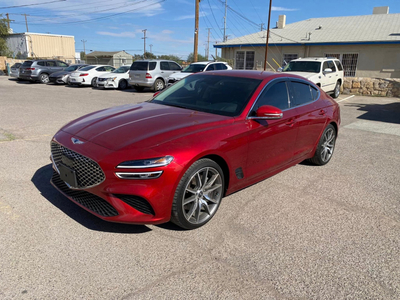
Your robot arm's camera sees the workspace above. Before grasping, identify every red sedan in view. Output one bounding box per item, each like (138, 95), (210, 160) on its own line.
(50, 71), (340, 229)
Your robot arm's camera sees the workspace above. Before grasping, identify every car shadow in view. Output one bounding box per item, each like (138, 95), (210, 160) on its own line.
(345, 102), (400, 124)
(31, 164), (152, 233)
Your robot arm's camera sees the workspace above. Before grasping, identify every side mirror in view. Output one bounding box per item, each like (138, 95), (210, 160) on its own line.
(323, 68), (333, 73)
(251, 105), (283, 120)
(277, 67), (283, 72)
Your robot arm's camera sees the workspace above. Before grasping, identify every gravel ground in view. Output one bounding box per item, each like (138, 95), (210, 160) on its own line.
(0, 77), (399, 299)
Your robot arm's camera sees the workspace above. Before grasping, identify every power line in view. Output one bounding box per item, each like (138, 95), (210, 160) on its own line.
(0, 0), (66, 10)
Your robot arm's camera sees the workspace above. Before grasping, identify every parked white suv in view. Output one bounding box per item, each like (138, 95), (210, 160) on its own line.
(280, 57), (344, 98)
(167, 61), (232, 85)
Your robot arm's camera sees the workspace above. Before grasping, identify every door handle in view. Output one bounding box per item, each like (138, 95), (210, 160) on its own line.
(319, 109), (326, 115)
(285, 118), (295, 126)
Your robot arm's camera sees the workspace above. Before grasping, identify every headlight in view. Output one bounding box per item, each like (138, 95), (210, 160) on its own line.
(117, 156), (174, 168)
(108, 77), (117, 81)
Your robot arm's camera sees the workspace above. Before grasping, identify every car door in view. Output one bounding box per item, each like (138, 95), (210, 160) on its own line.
(160, 61), (173, 81)
(288, 80), (327, 160)
(320, 60), (336, 92)
(245, 79), (299, 181)
(46, 60), (60, 74)
(56, 61), (69, 71)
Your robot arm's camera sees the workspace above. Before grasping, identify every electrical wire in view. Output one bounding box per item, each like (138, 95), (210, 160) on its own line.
(0, 0), (66, 10)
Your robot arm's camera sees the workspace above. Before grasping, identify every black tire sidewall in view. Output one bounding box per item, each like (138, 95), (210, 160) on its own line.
(91, 77), (97, 87)
(171, 159), (224, 230)
(314, 124), (336, 165)
(118, 80), (127, 90)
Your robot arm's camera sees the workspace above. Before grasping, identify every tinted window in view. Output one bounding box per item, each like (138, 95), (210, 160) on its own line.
(334, 60), (343, 71)
(252, 81), (289, 112)
(80, 66), (95, 71)
(37, 61), (46, 66)
(104, 66), (115, 71)
(130, 62), (148, 71)
(290, 81), (314, 106)
(149, 62), (156, 70)
(64, 65), (79, 71)
(152, 74), (261, 117)
(205, 64), (215, 71)
(327, 61), (336, 72)
(311, 85), (319, 100)
(322, 62), (329, 71)
(46, 61), (56, 67)
(283, 61), (320, 73)
(96, 67), (106, 71)
(22, 61), (33, 67)
(217, 63), (228, 70)
(160, 62), (170, 70)
(182, 64), (206, 73)
(169, 62), (181, 71)
(57, 61), (68, 67)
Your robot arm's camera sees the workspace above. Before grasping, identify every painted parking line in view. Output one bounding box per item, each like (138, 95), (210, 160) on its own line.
(337, 95), (355, 103)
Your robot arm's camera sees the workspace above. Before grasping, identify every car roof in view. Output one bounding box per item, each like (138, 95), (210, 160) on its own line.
(195, 70), (306, 81)
(291, 57), (338, 62)
(190, 61), (227, 65)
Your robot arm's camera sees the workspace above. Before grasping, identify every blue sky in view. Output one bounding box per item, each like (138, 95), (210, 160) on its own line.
(1, 0), (400, 60)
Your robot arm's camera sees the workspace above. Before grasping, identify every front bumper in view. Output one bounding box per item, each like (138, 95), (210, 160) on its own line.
(97, 79), (118, 89)
(69, 77), (90, 85)
(49, 76), (67, 84)
(50, 132), (180, 225)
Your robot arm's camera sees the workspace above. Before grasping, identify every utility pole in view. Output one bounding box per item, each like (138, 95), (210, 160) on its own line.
(81, 40), (87, 54)
(206, 28), (211, 60)
(223, 0), (227, 42)
(22, 14), (29, 32)
(215, 41), (218, 58)
(193, 0), (200, 62)
(149, 44), (153, 53)
(142, 29), (147, 59)
(263, 0), (272, 71)
(5, 13), (14, 30)
(260, 23), (265, 31)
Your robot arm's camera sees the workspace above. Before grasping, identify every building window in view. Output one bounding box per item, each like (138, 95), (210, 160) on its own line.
(283, 54), (298, 65)
(235, 51), (255, 70)
(325, 53), (358, 77)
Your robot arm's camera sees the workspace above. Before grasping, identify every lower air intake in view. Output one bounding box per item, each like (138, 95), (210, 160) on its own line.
(115, 194), (155, 215)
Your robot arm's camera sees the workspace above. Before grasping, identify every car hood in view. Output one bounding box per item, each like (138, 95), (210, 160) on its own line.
(169, 72), (191, 80)
(98, 72), (125, 79)
(282, 71), (318, 79)
(50, 70), (70, 77)
(60, 102), (231, 151)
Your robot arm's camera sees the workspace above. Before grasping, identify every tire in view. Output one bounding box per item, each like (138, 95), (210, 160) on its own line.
(134, 86), (145, 92)
(39, 73), (49, 84)
(309, 124), (336, 166)
(118, 79), (128, 90)
(91, 77), (98, 87)
(171, 158), (224, 230)
(153, 78), (165, 92)
(332, 81), (340, 98)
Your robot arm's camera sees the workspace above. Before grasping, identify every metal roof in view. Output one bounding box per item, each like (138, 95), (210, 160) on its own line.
(87, 51), (130, 57)
(215, 13), (400, 48)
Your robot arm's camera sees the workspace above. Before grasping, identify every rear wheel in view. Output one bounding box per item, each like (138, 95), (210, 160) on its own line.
(171, 159), (224, 230)
(332, 81), (340, 98)
(91, 77), (98, 87)
(309, 124), (336, 166)
(153, 78), (165, 92)
(39, 73), (49, 84)
(118, 79), (128, 90)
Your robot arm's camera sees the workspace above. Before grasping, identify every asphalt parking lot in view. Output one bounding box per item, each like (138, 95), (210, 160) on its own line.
(0, 76), (400, 299)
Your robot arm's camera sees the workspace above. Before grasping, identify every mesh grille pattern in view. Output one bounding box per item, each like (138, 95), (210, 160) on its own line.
(51, 142), (105, 189)
(52, 171), (118, 217)
(115, 194), (155, 215)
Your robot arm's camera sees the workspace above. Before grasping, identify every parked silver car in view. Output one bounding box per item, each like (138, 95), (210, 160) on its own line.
(128, 60), (182, 92)
(19, 59), (70, 83)
(10, 63), (22, 78)
(49, 64), (88, 84)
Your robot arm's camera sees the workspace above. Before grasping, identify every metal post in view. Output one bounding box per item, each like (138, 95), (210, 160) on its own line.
(142, 29), (147, 59)
(223, 0), (227, 42)
(263, 0), (272, 71)
(193, 0), (200, 62)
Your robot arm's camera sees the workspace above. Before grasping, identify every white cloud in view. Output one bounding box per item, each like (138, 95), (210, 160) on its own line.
(271, 6), (299, 11)
(97, 31), (136, 38)
(174, 11), (207, 21)
(162, 30), (173, 34)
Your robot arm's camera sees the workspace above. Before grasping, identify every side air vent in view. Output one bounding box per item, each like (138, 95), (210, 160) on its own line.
(115, 194), (155, 215)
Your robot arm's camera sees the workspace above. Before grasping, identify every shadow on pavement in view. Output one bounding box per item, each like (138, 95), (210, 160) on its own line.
(31, 164), (152, 234)
(345, 102), (400, 124)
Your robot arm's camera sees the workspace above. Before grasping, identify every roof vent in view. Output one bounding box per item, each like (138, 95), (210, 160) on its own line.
(277, 15), (286, 29)
(373, 6), (389, 14)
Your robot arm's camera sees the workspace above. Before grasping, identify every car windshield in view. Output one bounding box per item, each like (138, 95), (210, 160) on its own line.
(282, 61), (321, 73)
(182, 64), (207, 73)
(151, 74), (261, 117)
(79, 66), (96, 71)
(112, 66), (130, 73)
(64, 65), (80, 72)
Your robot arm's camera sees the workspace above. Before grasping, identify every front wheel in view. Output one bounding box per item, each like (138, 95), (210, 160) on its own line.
(332, 81), (340, 98)
(39, 73), (49, 84)
(118, 79), (128, 90)
(91, 77), (98, 87)
(309, 124), (336, 166)
(171, 159), (224, 230)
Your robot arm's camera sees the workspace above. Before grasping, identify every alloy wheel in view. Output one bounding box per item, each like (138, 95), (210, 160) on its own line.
(321, 127), (335, 163)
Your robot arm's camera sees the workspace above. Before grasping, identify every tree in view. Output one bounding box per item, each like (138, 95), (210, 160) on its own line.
(187, 52), (208, 63)
(144, 52), (156, 59)
(80, 51), (87, 61)
(0, 14), (11, 57)
(157, 54), (183, 65)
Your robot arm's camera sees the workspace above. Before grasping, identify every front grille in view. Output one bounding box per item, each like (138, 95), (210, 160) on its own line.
(51, 141), (105, 189)
(115, 194), (155, 215)
(52, 171), (118, 217)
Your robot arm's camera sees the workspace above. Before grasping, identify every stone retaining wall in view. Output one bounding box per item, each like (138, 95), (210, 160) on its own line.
(342, 77), (400, 97)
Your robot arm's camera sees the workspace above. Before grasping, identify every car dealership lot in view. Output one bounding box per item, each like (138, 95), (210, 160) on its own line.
(0, 77), (399, 299)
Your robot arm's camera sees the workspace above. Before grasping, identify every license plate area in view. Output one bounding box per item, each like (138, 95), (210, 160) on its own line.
(58, 163), (78, 188)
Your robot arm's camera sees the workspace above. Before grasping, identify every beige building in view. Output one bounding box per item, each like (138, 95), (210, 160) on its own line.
(215, 6), (400, 78)
(86, 51), (133, 68)
(6, 32), (76, 62)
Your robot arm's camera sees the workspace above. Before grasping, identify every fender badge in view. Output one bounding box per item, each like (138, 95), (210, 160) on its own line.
(71, 137), (85, 144)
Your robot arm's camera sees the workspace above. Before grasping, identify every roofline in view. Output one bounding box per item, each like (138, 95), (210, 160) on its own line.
(214, 40), (400, 48)
(8, 32), (75, 38)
